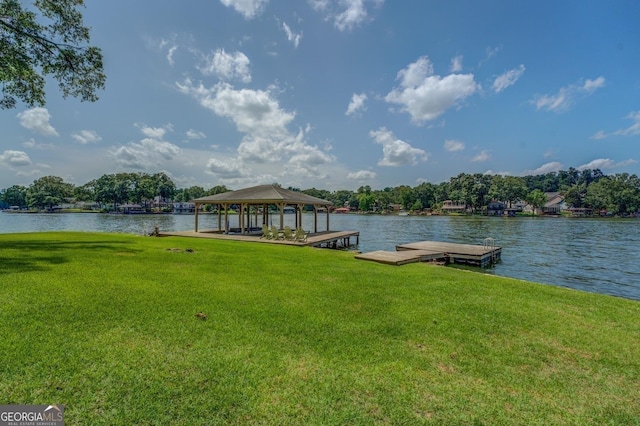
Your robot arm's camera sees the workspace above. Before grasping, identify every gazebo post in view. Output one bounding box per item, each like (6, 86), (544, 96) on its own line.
(314, 206), (318, 233)
(254, 206), (258, 229)
(326, 206), (330, 231)
(217, 204), (222, 231)
(224, 203), (229, 233)
(194, 203), (199, 232)
(279, 202), (284, 230)
(244, 203), (250, 233)
(297, 204), (303, 230)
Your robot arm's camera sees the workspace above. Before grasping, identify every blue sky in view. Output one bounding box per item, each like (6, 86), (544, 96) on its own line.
(1, 0), (639, 191)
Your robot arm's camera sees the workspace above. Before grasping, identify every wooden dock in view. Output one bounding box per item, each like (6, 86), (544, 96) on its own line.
(355, 239), (501, 267)
(355, 249), (446, 266)
(158, 229), (359, 249)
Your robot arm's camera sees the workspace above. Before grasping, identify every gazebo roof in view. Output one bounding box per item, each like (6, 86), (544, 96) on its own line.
(192, 184), (333, 206)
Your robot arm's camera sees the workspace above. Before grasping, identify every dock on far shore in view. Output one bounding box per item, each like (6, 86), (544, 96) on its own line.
(355, 239), (501, 268)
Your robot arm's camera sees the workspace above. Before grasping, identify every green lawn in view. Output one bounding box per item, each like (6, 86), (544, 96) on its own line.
(1, 232), (639, 425)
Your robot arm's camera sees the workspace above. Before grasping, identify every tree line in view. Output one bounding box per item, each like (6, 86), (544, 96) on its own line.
(1, 168), (640, 215)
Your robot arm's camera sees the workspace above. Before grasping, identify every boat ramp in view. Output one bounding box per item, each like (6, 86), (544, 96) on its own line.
(355, 238), (501, 268)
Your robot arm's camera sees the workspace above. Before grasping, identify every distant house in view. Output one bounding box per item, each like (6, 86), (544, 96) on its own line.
(441, 200), (466, 214)
(568, 207), (593, 217)
(542, 192), (566, 215)
(487, 200), (506, 216)
(77, 201), (100, 210)
(120, 204), (145, 214)
(334, 207), (351, 214)
(173, 202), (195, 214)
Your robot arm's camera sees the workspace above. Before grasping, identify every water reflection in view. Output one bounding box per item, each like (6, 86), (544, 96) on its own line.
(1, 212), (639, 300)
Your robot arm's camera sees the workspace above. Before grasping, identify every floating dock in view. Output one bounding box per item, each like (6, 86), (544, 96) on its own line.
(355, 239), (501, 267)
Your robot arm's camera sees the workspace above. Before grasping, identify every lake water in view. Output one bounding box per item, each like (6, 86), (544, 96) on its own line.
(1, 212), (639, 301)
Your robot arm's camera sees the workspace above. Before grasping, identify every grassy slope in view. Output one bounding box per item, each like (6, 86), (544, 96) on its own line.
(1, 232), (639, 425)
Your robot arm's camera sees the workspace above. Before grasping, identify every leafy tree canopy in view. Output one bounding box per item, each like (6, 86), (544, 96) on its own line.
(0, 0), (105, 108)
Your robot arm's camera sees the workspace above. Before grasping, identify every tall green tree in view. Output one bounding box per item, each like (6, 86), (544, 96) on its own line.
(73, 180), (94, 202)
(526, 189), (548, 216)
(0, 0), (105, 108)
(207, 185), (229, 196)
(357, 192), (376, 212)
(489, 175), (527, 207)
(414, 182), (436, 209)
(563, 183), (587, 208)
(93, 173), (132, 211)
(602, 173), (640, 214)
(26, 175), (73, 210)
(153, 172), (176, 206)
(1, 184), (27, 207)
(327, 189), (356, 209)
(174, 186), (206, 202)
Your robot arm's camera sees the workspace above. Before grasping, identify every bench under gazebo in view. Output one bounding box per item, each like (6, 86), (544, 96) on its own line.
(191, 184), (333, 234)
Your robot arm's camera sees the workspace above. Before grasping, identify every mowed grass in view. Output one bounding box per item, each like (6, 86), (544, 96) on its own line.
(1, 232), (639, 425)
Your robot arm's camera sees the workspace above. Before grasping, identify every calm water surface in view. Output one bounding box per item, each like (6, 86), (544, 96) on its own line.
(1, 212), (639, 301)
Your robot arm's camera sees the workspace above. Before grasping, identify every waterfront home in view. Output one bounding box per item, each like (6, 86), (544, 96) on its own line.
(487, 200), (506, 216)
(441, 200), (466, 214)
(120, 204), (145, 214)
(542, 192), (565, 215)
(334, 207), (351, 214)
(568, 207), (594, 217)
(173, 202), (195, 214)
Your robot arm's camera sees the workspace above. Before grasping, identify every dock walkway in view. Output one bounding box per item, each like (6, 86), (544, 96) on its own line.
(355, 240), (501, 267)
(159, 229), (359, 249)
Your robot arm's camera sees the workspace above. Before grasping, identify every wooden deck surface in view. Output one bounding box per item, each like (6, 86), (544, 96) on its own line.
(356, 240), (502, 267)
(397, 241), (501, 256)
(355, 249), (445, 266)
(159, 229), (359, 248)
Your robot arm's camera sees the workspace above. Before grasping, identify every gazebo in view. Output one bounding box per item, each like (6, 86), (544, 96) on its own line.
(191, 185), (333, 234)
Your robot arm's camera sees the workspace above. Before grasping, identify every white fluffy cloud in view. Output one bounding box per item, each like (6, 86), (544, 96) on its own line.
(311, 0), (383, 31)
(219, 0), (267, 19)
(532, 76), (605, 112)
(0, 150), (32, 167)
(472, 150), (490, 162)
(22, 138), (53, 150)
(205, 157), (246, 178)
(176, 79), (335, 179)
(110, 125), (181, 169)
(198, 49), (252, 83)
(16, 107), (58, 136)
(345, 93), (367, 116)
(614, 111), (640, 136)
(450, 55), (463, 72)
(582, 76), (606, 92)
(591, 111), (640, 139)
(136, 123), (173, 139)
(282, 22), (302, 48)
(523, 161), (564, 176)
(348, 170), (376, 179)
(370, 127), (428, 166)
(186, 129), (206, 140)
(156, 34), (178, 65)
(577, 158), (637, 171)
(492, 64), (525, 93)
(385, 56), (479, 124)
(200, 82), (294, 137)
(71, 130), (102, 144)
(444, 139), (465, 152)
